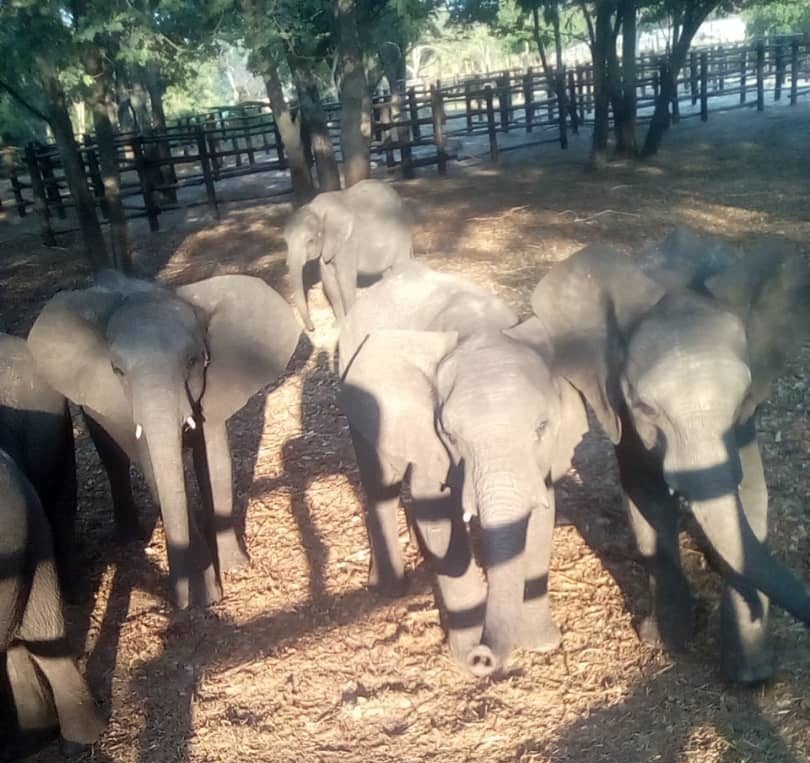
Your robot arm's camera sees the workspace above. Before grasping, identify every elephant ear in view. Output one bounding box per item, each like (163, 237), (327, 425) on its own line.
(338, 329), (458, 481)
(27, 288), (131, 423)
(704, 241), (810, 416)
(308, 193), (352, 264)
(176, 275), (301, 422)
(531, 245), (665, 444)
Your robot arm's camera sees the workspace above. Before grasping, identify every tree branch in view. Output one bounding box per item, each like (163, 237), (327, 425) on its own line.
(578, 1), (596, 52)
(0, 78), (52, 126)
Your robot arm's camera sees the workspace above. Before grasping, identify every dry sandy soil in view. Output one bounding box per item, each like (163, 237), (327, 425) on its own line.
(0, 103), (808, 763)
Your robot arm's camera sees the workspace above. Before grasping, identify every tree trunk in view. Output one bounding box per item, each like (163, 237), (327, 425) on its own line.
(550, 2), (568, 146)
(336, 0), (371, 187)
(590, 1), (613, 169)
(263, 57), (314, 203)
(83, 48), (131, 271)
(129, 65), (152, 130)
(618, 0), (638, 156)
(41, 69), (109, 270)
(291, 59), (341, 192)
(145, 61), (178, 202)
(641, 12), (711, 157)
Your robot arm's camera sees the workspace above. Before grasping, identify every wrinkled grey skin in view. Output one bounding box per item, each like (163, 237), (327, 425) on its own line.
(0, 334), (76, 601)
(532, 231), (810, 683)
(0, 355), (103, 758)
(28, 271), (301, 609)
(285, 178), (413, 331)
(338, 263), (587, 677)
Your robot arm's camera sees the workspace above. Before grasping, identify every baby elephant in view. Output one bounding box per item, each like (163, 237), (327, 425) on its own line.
(284, 178), (413, 330)
(0, 340), (103, 757)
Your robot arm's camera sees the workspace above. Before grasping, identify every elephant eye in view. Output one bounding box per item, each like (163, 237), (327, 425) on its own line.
(635, 399), (657, 418)
(110, 361), (125, 377)
(536, 420), (548, 440)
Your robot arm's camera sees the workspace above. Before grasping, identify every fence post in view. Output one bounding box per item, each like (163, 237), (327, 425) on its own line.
(38, 147), (66, 220)
(700, 51), (709, 121)
(498, 71), (510, 131)
(790, 39), (799, 105)
(740, 48), (748, 104)
(665, 62), (679, 123)
(195, 125), (219, 219)
(690, 51), (698, 105)
(774, 39), (784, 100)
(24, 143), (55, 245)
(408, 87), (421, 139)
(576, 65), (585, 120)
(271, 120), (285, 164)
(465, 82), (474, 133)
(756, 42), (765, 111)
(718, 45), (725, 92)
(567, 68), (579, 134)
(245, 116), (256, 165)
(430, 84), (447, 175)
(131, 137), (159, 232)
(523, 69), (534, 132)
(640, 53), (648, 96)
(82, 134), (108, 219)
(485, 85), (497, 161)
(9, 163), (27, 217)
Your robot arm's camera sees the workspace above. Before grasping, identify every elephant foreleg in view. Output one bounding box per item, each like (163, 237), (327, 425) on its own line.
(518, 495), (561, 653)
(349, 425), (406, 597)
(616, 425), (693, 651)
(408, 468), (486, 665)
(719, 418), (773, 684)
(194, 419), (249, 573)
(320, 261), (346, 325)
(84, 413), (142, 543)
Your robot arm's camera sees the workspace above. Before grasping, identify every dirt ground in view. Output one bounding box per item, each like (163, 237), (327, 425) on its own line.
(1, 104), (808, 763)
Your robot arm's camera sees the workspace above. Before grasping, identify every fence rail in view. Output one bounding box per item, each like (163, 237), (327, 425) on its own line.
(3, 35), (809, 242)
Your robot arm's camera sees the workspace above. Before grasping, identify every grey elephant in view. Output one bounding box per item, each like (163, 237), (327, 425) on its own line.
(0, 334), (76, 600)
(338, 262), (587, 677)
(532, 235), (810, 683)
(0, 337), (103, 758)
(28, 271), (301, 609)
(284, 178), (413, 331)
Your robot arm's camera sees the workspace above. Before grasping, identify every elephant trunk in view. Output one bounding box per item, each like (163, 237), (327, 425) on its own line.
(133, 382), (220, 609)
(288, 249), (314, 332)
(669, 456), (810, 626)
(466, 473), (529, 678)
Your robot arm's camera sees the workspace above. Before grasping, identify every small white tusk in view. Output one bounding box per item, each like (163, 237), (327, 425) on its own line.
(463, 511), (472, 524)
(668, 487), (675, 496)
(185, 416), (196, 431)
(135, 424), (143, 440)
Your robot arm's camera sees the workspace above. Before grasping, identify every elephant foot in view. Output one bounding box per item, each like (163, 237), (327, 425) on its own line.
(638, 610), (693, 652)
(368, 563), (407, 598)
(60, 738), (96, 758)
(722, 645), (777, 686)
(217, 536), (250, 573)
(0, 728), (58, 762)
(171, 566), (223, 609)
(517, 605), (562, 654)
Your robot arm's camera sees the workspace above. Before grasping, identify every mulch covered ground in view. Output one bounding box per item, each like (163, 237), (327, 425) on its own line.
(1, 103), (808, 763)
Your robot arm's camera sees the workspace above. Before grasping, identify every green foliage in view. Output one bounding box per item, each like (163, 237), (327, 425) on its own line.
(745, 0), (810, 37)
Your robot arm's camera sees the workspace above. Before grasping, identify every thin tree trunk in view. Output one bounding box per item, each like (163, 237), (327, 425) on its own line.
(263, 59), (314, 203)
(590, 1), (613, 169)
(84, 48), (131, 271)
(145, 61), (178, 201)
(531, 8), (551, 81)
(550, 2), (568, 143)
(618, 0), (638, 156)
(129, 65), (151, 130)
(641, 10), (709, 157)
(336, 0), (371, 187)
(41, 69), (109, 270)
(291, 58), (341, 191)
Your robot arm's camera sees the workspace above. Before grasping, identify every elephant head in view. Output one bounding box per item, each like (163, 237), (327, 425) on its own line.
(28, 272), (301, 608)
(339, 320), (587, 677)
(284, 193), (353, 331)
(532, 242), (810, 628)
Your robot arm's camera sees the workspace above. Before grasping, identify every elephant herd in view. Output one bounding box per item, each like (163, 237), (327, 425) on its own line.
(1, 178), (809, 758)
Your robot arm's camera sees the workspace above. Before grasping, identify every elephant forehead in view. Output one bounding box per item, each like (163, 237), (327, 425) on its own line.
(107, 297), (202, 355)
